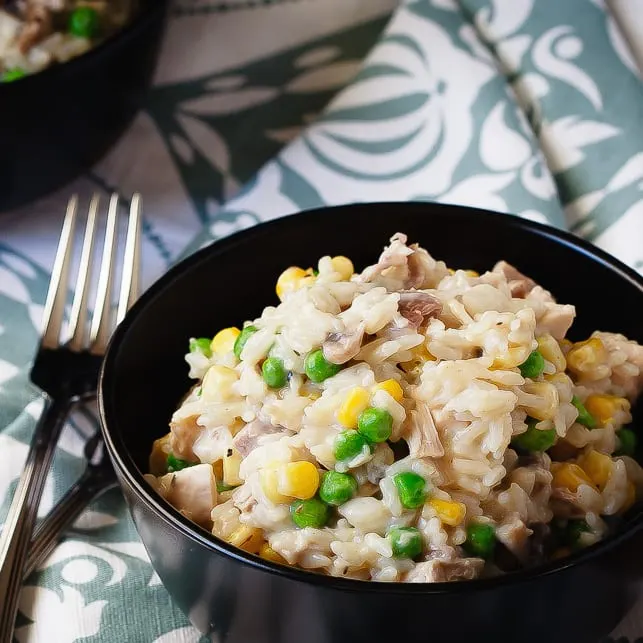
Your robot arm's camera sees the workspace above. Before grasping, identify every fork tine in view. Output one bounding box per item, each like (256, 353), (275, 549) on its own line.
(67, 194), (100, 351)
(41, 196), (78, 350)
(89, 193), (119, 353)
(116, 193), (142, 324)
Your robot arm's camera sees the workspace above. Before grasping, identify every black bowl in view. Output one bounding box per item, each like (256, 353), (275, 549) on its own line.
(99, 202), (643, 643)
(0, 0), (168, 212)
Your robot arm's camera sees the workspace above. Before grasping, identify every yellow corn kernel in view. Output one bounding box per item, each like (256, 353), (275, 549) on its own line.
(276, 267), (311, 301)
(464, 270), (479, 278)
(537, 333), (566, 372)
(149, 433), (172, 475)
(551, 463), (596, 492)
(223, 449), (243, 486)
(448, 268), (456, 275)
(201, 365), (238, 402)
(521, 381), (560, 421)
(584, 394), (630, 427)
(259, 467), (290, 504)
(566, 338), (607, 379)
(337, 387), (371, 428)
(210, 327), (240, 356)
(259, 543), (287, 564)
(278, 461), (320, 499)
(228, 526), (263, 553)
(621, 482), (636, 513)
(428, 497), (466, 526)
(578, 450), (613, 490)
(330, 256), (354, 280)
(373, 379), (404, 403)
(212, 459), (224, 480)
(491, 345), (532, 370)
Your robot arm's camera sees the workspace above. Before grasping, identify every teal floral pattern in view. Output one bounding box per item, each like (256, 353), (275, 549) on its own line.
(0, 0), (642, 640)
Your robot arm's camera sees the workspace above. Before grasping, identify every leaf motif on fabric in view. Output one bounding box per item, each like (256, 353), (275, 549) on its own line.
(177, 114), (231, 174)
(37, 540), (127, 585)
(0, 252), (37, 279)
(180, 88), (279, 117)
(593, 199), (643, 271)
(564, 190), (607, 225)
(152, 626), (203, 643)
(605, 13), (640, 78)
(204, 75), (246, 91)
(0, 358), (19, 387)
(61, 558), (99, 584)
(496, 34), (532, 72)
(539, 116), (619, 173)
(607, 153), (643, 191)
(518, 210), (549, 224)
(295, 45), (341, 69)
(97, 541), (151, 563)
(73, 510), (119, 530)
(458, 24), (495, 64)
(479, 102), (532, 171)
(287, 61), (362, 93)
(520, 156), (557, 200)
(532, 26), (603, 110)
(169, 133), (195, 165)
(0, 266), (31, 305)
(16, 585), (106, 643)
(438, 172), (515, 214)
(474, 0), (535, 41)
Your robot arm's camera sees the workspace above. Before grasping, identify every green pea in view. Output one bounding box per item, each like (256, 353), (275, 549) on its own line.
(290, 498), (329, 528)
(463, 522), (496, 559)
(565, 519), (590, 548)
(518, 350), (546, 379)
(233, 325), (258, 359)
(571, 396), (596, 429)
(2, 68), (26, 82)
(616, 428), (637, 457)
(319, 471), (358, 506)
(392, 472), (427, 509)
(262, 357), (288, 388)
(334, 430), (370, 462)
(167, 453), (195, 473)
(304, 349), (341, 383)
(69, 6), (99, 38)
(357, 407), (393, 443)
(389, 527), (423, 559)
(511, 418), (557, 452)
(189, 337), (212, 357)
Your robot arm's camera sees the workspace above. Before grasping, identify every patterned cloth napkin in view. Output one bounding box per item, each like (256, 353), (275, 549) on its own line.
(1, 0), (642, 641)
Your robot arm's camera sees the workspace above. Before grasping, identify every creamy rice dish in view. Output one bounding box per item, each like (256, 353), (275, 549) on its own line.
(146, 234), (643, 583)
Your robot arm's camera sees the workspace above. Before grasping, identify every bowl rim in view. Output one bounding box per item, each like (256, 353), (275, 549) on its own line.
(99, 201), (643, 594)
(0, 0), (169, 89)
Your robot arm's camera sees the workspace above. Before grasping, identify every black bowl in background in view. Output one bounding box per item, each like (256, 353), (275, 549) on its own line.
(99, 202), (643, 643)
(0, 0), (169, 213)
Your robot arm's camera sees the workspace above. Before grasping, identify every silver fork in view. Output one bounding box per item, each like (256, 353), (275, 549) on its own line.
(0, 193), (141, 642)
(24, 430), (117, 580)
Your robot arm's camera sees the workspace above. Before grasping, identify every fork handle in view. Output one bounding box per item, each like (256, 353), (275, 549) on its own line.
(24, 466), (117, 579)
(0, 396), (70, 642)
